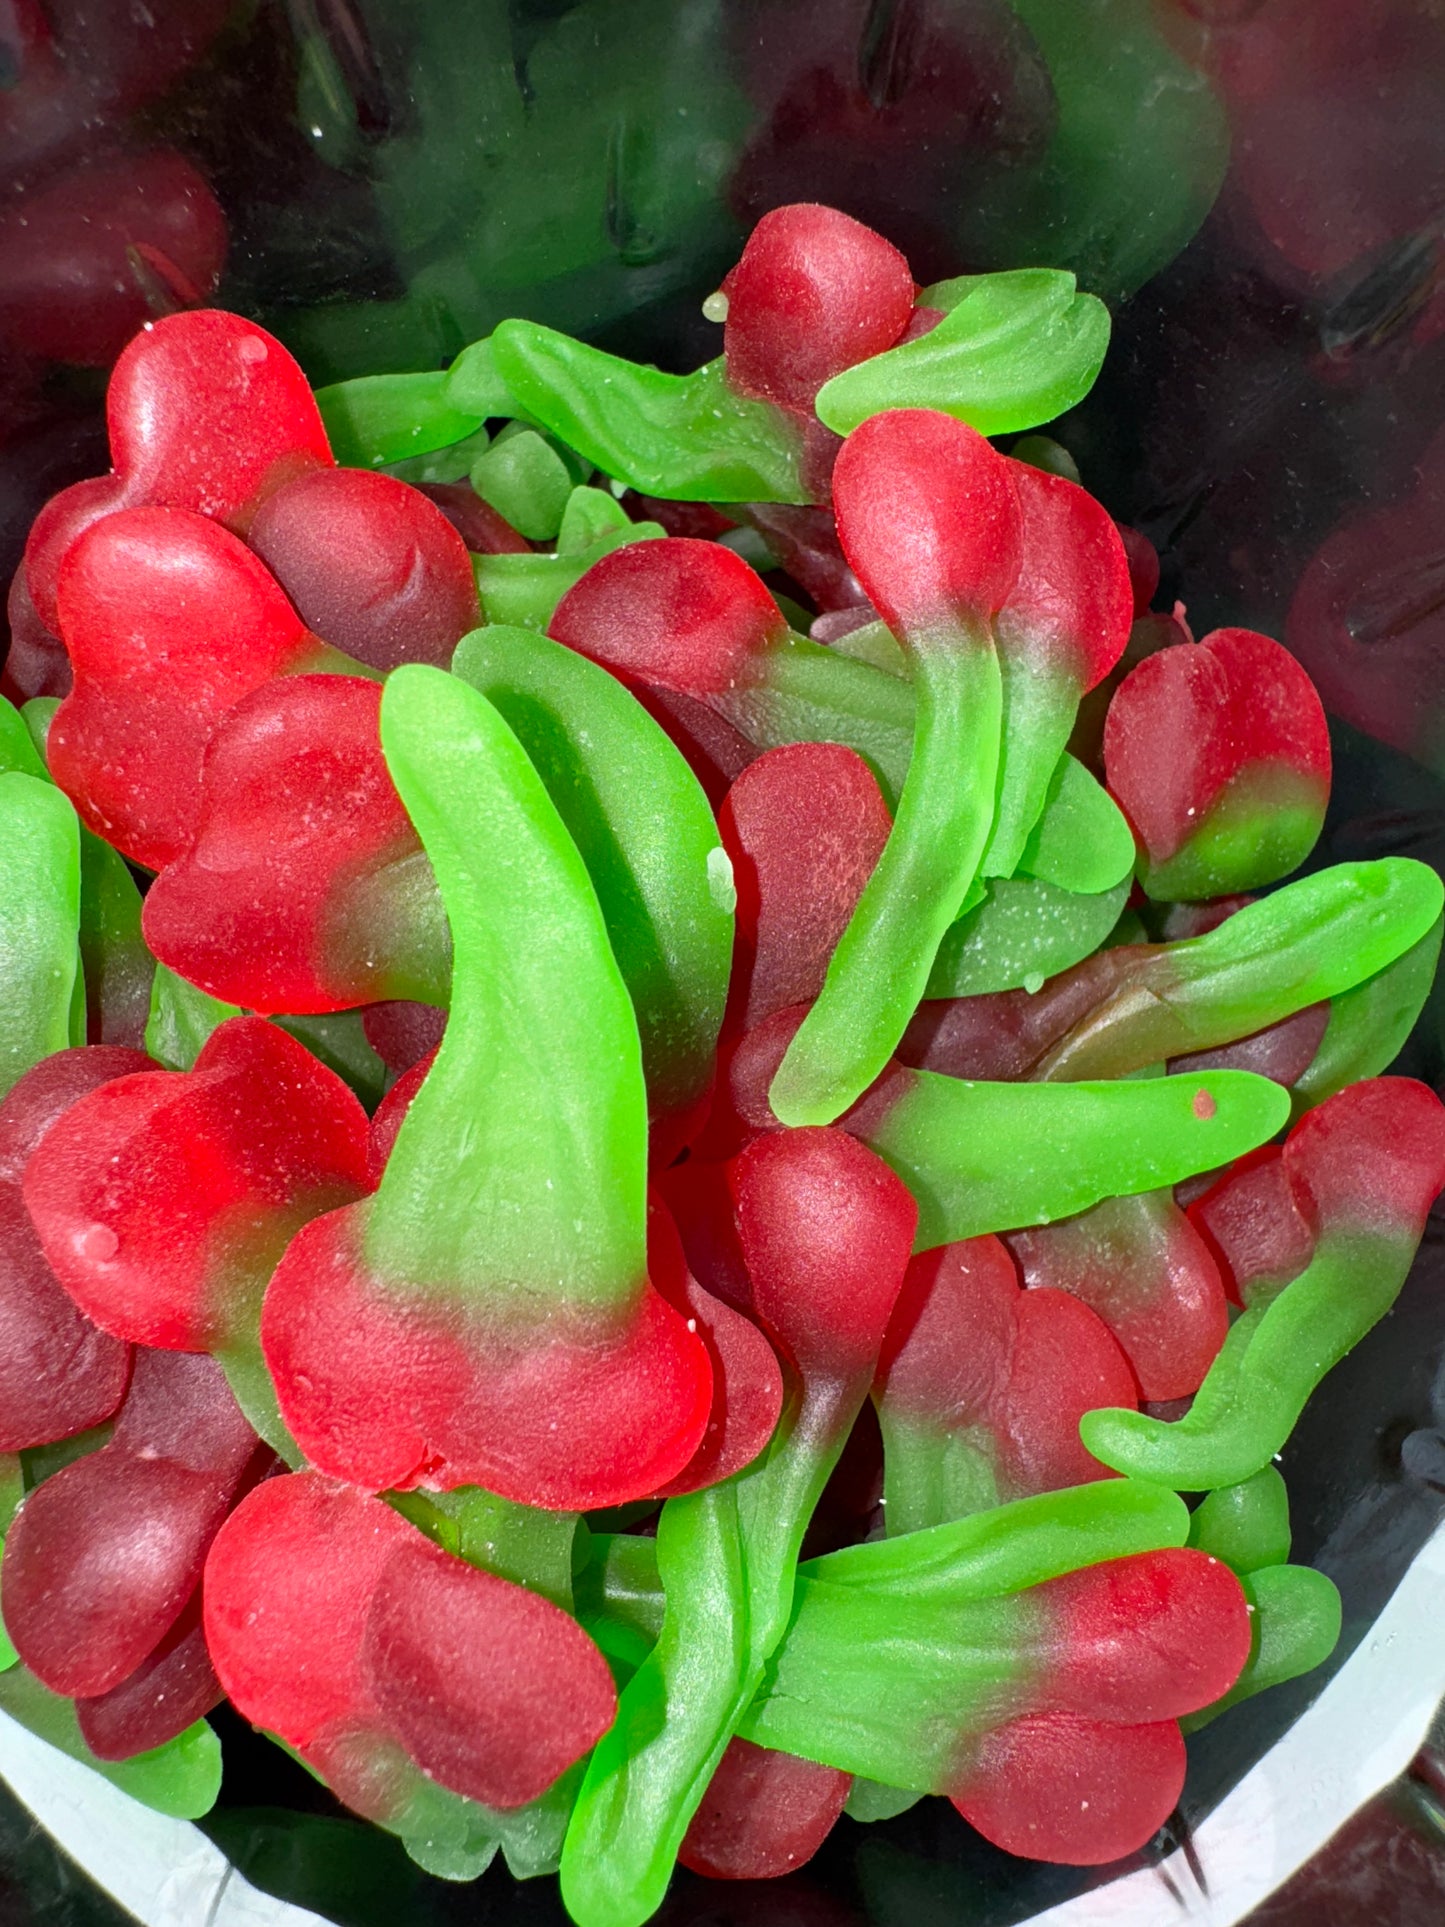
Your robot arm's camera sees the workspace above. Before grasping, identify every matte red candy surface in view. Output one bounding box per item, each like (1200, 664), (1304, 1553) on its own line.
(0, 1046), (148, 1451)
(75, 1593), (222, 1760)
(550, 537), (789, 695)
(1282, 1075), (1445, 1239)
(20, 472), (134, 636)
(142, 676), (437, 1013)
(2, 1350), (261, 1698)
(830, 409), (1023, 639)
(49, 506), (336, 868)
(24, 1017), (371, 1351)
(1187, 1145), (1317, 1308)
(718, 742), (892, 1032)
(679, 1737), (852, 1879)
(106, 309), (333, 531)
(729, 1127), (917, 1384)
(248, 468), (480, 672)
(999, 464), (1134, 693)
(720, 202), (915, 412)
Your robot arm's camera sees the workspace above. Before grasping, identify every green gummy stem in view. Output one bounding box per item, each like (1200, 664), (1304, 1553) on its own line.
(444, 337), (528, 421)
(1293, 914), (1444, 1114)
(216, 1340), (304, 1469)
(470, 428), (576, 541)
(0, 1669), (220, 1819)
(926, 873), (1131, 999)
(856, 1066), (1290, 1250)
(314, 371), (486, 470)
(1016, 750), (1135, 893)
(740, 1484), (1188, 1788)
(1081, 1224), (1417, 1489)
(451, 625), (732, 1122)
(388, 1484), (582, 1612)
(982, 658), (1086, 880)
(1186, 1468), (1292, 1575)
(0, 695), (48, 780)
(489, 322), (809, 503)
(474, 519), (665, 631)
(715, 638), (917, 808)
(557, 485), (633, 553)
(373, 665), (646, 1309)
(0, 772), (80, 1098)
(814, 269), (1110, 439)
(771, 632), (1004, 1127)
(1037, 858), (1445, 1081)
(1180, 1564), (1341, 1732)
(876, 1406), (1001, 1535)
(561, 1380), (863, 1927)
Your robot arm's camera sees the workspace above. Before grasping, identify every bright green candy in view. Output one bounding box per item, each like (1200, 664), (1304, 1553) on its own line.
(814, 270), (1109, 439)
(738, 1482), (1189, 1782)
(0, 772), (81, 1097)
(445, 336), (527, 420)
(1036, 859), (1444, 1081)
(1015, 751), (1136, 893)
(1293, 915), (1444, 1113)
(716, 637), (916, 807)
(383, 423), (493, 487)
(0, 1669), (220, 1818)
(314, 371), (486, 469)
(1081, 1225), (1417, 1490)
(855, 1066), (1289, 1250)
(1187, 1467), (1292, 1574)
(475, 517), (665, 631)
(0, 695), (47, 780)
(926, 873), (1131, 997)
(389, 1487), (583, 1612)
(372, 664), (645, 1306)
(1182, 1565), (1341, 1732)
(489, 323), (809, 502)
(470, 426), (577, 540)
(452, 625), (732, 1131)
(770, 630), (1004, 1127)
(557, 485), (633, 553)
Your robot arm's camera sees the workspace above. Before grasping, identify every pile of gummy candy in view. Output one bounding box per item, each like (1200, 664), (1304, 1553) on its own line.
(1, 202), (1443, 1925)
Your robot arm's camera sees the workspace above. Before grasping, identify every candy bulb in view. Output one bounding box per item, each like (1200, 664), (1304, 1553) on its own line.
(678, 1738), (852, 1880)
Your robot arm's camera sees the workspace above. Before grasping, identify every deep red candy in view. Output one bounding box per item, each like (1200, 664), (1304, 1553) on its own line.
(998, 464), (1134, 694)
(550, 537), (789, 695)
(719, 203), (915, 413)
(361, 1532), (618, 1810)
(49, 506), (340, 868)
(415, 483), (532, 556)
(247, 468), (481, 672)
(950, 1714), (1187, 1865)
(728, 1127), (917, 1385)
(647, 1194), (783, 1498)
(141, 676), (438, 1013)
(75, 1592), (222, 1760)
(361, 1002), (447, 1075)
(2, 1350), (262, 1698)
(3, 564), (71, 701)
(1103, 628), (1331, 897)
(1170, 1000), (1330, 1087)
(717, 743), (892, 1032)
(830, 410), (1023, 639)
(0, 148), (227, 369)
(679, 1737), (853, 1880)
(1186, 1146), (1315, 1308)
(1115, 525), (1161, 617)
(24, 1017), (371, 1351)
(366, 1049), (439, 1189)
(105, 309), (333, 531)
(0, 1046), (148, 1452)
(1282, 1076), (1445, 1240)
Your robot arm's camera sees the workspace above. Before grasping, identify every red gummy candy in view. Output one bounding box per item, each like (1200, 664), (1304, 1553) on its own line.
(49, 505), (341, 868)
(1116, 525), (1161, 618)
(647, 1194), (783, 1498)
(2, 1349), (263, 1698)
(0, 1046), (147, 1451)
(204, 1472), (616, 1816)
(1187, 1145), (1312, 1307)
(415, 482), (532, 556)
(106, 309), (332, 532)
(1007, 1194), (1231, 1402)
(717, 742), (892, 1032)
(831, 409), (1022, 639)
(1103, 628), (1331, 899)
(679, 1737), (852, 1880)
(142, 677), (441, 1013)
(75, 1593), (221, 1760)
(729, 1127), (917, 1387)
(0, 147), (227, 368)
(951, 1714), (1186, 1865)
(719, 203), (915, 413)
(361, 1002), (447, 1076)
(19, 472), (134, 638)
(550, 537), (788, 695)
(247, 468), (481, 672)
(1000, 464), (1134, 694)
(24, 1017), (371, 1352)
(875, 1238), (1136, 1501)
